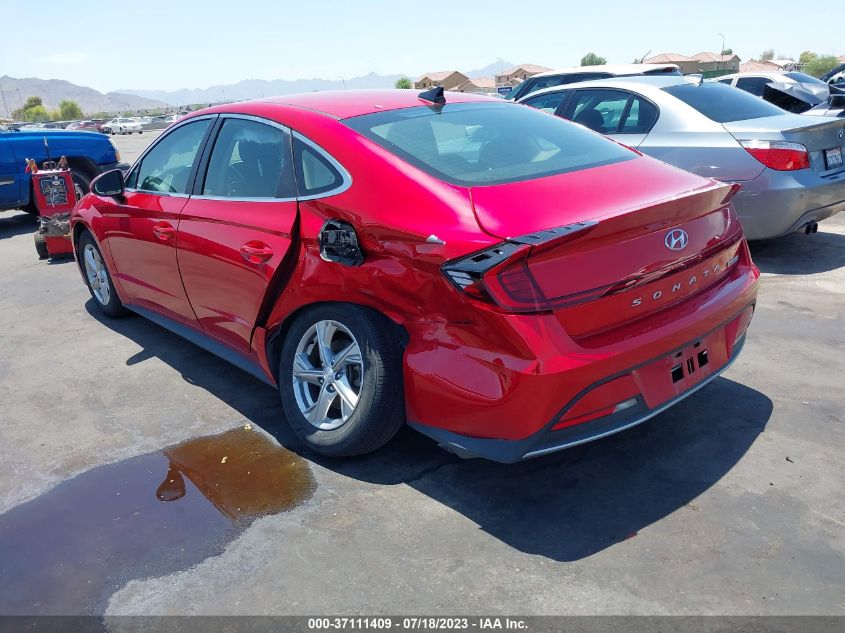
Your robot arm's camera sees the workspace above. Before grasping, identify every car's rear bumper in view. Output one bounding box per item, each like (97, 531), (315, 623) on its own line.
(404, 250), (758, 460)
(734, 167), (845, 239)
(411, 328), (749, 463)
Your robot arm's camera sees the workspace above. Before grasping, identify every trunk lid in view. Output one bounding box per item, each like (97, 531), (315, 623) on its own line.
(467, 156), (744, 337)
(722, 114), (845, 176)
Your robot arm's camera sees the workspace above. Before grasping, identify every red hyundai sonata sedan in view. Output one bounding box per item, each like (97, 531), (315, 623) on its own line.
(71, 89), (759, 462)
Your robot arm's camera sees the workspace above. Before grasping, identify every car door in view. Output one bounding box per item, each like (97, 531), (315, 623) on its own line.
(0, 132), (21, 208)
(103, 116), (214, 325)
(175, 115), (299, 353)
(561, 88), (657, 148)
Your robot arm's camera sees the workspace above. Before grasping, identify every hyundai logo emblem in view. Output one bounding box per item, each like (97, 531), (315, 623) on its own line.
(665, 229), (689, 251)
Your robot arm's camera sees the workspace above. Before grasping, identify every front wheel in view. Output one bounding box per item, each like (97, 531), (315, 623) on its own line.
(78, 231), (128, 318)
(279, 304), (405, 457)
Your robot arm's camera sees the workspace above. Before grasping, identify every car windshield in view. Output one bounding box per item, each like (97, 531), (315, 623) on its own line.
(343, 102), (635, 186)
(663, 81), (785, 122)
(784, 72), (827, 85)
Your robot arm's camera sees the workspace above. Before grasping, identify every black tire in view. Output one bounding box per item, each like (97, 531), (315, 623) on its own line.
(77, 230), (128, 318)
(34, 232), (49, 260)
(279, 304), (405, 457)
(70, 169), (91, 201)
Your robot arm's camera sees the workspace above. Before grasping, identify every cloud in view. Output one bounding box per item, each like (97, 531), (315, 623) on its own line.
(40, 52), (88, 64)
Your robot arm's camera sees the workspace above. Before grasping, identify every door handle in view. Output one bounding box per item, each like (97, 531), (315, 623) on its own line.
(240, 241), (274, 264)
(152, 223), (176, 241)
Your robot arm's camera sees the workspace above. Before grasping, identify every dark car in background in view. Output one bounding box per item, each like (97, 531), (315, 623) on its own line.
(506, 64), (681, 101)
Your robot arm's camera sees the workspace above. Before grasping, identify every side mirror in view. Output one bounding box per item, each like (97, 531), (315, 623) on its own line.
(91, 169), (125, 198)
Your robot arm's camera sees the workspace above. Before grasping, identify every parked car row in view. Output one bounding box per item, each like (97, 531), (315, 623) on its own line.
(517, 75), (845, 239)
(70, 87), (765, 463)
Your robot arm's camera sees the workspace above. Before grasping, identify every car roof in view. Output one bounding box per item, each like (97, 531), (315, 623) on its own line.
(517, 75), (694, 101)
(717, 71), (788, 81)
(239, 89), (498, 119)
(530, 63), (679, 79)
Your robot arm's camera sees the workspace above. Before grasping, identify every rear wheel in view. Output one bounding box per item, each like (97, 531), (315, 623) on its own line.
(78, 231), (128, 317)
(279, 304), (405, 456)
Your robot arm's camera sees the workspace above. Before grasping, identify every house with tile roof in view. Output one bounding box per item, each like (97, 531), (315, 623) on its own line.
(494, 64), (552, 88)
(414, 71), (469, 91)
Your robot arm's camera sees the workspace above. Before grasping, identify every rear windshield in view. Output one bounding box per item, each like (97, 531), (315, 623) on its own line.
(784, 72), (826, 85)
(663, 82), (785, 122)
(343, 102), (635, 186)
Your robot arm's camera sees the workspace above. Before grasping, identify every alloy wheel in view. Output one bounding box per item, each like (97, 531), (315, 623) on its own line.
(292, 319), (364, 431)
(82, 243), (110, 305)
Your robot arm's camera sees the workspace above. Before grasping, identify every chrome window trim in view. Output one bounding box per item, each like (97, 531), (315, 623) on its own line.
(125, 114), (218, 197)
(292, 131), (352, 201)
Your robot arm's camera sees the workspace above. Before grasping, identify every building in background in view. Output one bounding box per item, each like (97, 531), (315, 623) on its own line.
(494, 64), (551, 88)
(691, 52), (740, 73)
(414, 71), (469, 91)
(643, 53), (700, 74)
(455, 76), (496, 93)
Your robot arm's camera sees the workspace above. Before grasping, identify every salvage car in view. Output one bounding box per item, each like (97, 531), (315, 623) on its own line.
(715, 71), (845, 117)
(0, 123), (128, 213)
(519, 77), (845, 239)
(505, 63), (681, 101)
(71, 89), (759, 462)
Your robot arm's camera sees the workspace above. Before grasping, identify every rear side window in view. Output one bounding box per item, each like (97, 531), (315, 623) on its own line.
(344, 102), (635, 187)
(522, 91), (568, 114)
(293, 137), (345, 196)
(735, 76), (771, 97)
(663, 82), (784, 123)
(565, 89), (658, 135)
(202, 118), (296, 199)
(132, 119), (211, 194)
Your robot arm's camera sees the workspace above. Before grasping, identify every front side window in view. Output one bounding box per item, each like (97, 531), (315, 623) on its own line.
(522, 91), (568, 114)
(133, 119), (211, 194)
(344, 102), (634, 187)
(202, 118), (296, 199)
(663, 81), (784, 122)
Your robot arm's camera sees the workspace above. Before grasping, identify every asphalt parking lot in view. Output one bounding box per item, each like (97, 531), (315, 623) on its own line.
(0, 131), (843, 616)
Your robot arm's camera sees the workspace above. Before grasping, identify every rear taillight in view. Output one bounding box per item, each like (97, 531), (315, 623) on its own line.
(740, 140), (809, 171)
(442, 242), (551, 312)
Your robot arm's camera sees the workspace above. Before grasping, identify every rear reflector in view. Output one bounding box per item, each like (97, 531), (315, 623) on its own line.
(612, 397), (639, 413)
(740, 140), (809, 171)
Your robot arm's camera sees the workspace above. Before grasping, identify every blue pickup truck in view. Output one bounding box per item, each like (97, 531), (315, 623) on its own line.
(0, 125), (128, 214)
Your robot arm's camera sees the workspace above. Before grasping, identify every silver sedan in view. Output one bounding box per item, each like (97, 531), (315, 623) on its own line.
(517, 76), (845, 240)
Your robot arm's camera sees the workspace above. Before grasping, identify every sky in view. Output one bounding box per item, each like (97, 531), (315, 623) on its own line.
(0, 0), (840, 94)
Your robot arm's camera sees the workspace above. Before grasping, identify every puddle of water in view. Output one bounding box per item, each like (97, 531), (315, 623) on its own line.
(0, 427), (315, 615)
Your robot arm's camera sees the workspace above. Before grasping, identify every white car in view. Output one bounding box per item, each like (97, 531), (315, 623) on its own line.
(713, 71), (827, 97)
(103, 117), (143, 135)
(505, 63), (682, 101)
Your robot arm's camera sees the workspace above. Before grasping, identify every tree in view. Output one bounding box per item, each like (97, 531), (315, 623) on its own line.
(799, 50), (817, 66)
(59, 100), (83, 120)
(394, 77), (413, 89)
(721, 48), (733, 56)
(581, 52), (607, 67)
(804, 54), (839, 78)
(760, 48), (775, 61)
(11, 96), (49, 122)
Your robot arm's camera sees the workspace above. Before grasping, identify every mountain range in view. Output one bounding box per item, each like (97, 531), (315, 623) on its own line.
(118, 61), (515, 106)
(0, 76), (165, 116)
(0, 61), (516, 116)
